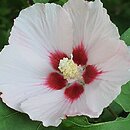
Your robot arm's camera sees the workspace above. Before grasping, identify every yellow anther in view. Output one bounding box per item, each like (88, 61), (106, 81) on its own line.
(58, 57), (79, 79)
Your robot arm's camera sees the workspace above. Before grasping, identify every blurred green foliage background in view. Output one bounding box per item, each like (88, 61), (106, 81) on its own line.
(0, 0), (130, 50)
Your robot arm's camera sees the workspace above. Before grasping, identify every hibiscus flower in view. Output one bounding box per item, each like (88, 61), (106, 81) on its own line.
(0, 0), (130, 127)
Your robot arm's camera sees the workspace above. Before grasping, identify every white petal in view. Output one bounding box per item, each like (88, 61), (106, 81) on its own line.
(21, 86), (101, 127)
(84, 0), (120, 44)
(87, 38), (121, 65)
(64, 0), (89, 45)
(0, 44), (52, 111)
(65, 92), (100, 117)
(9, 3), (73, 56)
(97, 42), (130, 84)
(86, 0), (122, 64)
(21, 90), (67, 127)
(64, 0), (119, 45)
(64, 0), (120, 64)
(85, 80), (121, 117)
(128, 46), (130, 56)
(84, 43), (130, 117)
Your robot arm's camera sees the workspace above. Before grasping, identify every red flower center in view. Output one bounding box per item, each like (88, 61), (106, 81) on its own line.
(45, 43), (102, 102)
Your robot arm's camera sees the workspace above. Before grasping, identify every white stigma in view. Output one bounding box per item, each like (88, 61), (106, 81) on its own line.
(58, 56), (80, 80)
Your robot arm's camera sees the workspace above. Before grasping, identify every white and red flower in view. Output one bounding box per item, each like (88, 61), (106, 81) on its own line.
(0, 0), (130, 127)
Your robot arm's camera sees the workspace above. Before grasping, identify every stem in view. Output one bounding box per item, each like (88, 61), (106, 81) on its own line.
(107, 106), (118, 119)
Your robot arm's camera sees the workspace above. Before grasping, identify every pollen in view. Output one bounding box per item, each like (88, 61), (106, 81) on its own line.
(58, 57), (79, 79)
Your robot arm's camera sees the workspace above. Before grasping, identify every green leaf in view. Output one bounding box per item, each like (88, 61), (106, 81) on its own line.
(0, 100), (65, 130)
(48, 0), (68, 5)
(121, 28), (130, 45)
(64, 115), (130, 130)
(89, 101), (123, 123)
(63, 116), (90, 127)
(57, 0), (68, 5)
(115, 82), (130, 112)
(33, 0), (49, 3)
